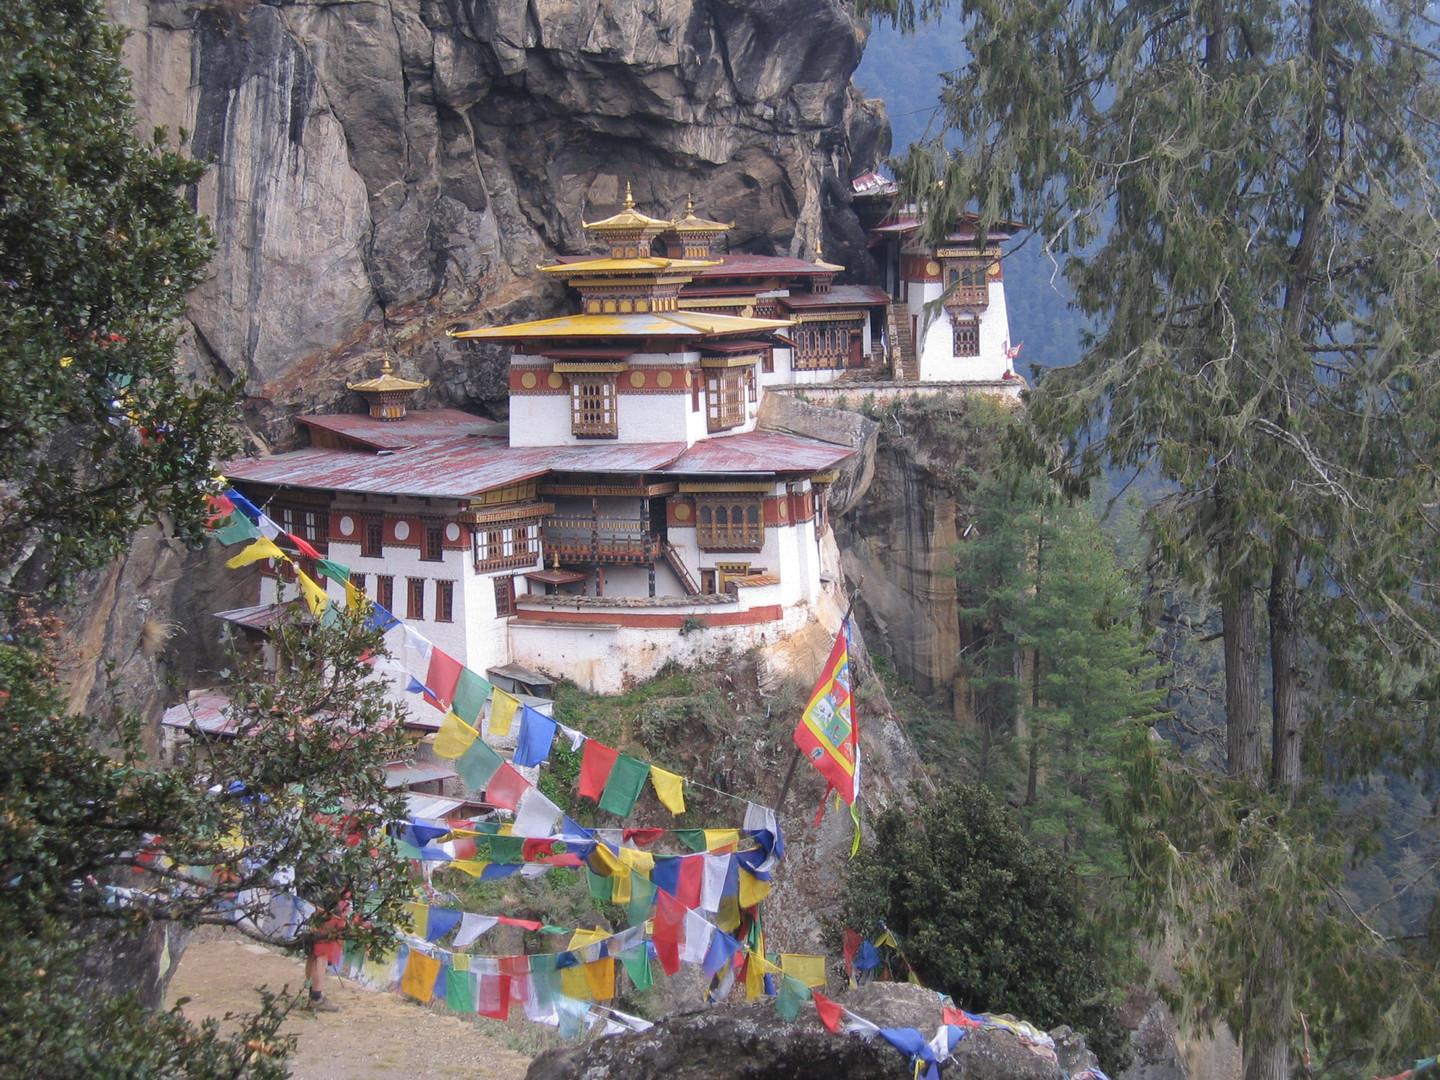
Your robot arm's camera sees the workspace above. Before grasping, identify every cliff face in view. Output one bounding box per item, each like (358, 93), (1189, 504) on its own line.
(108, 0), (888, 443)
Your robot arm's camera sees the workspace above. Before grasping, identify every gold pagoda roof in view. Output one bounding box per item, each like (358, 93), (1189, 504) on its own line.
(346, 357), (429, 393)
(450, 310), (792, 341)
(581, 183), (671, 232)
(667, 196), (733, 234)
(539, 256), (719, 276)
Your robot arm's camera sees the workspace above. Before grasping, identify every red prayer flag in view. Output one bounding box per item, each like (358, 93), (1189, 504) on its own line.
(477, 974), (510, 1019)
(843, 928), (863, 975)
(675, 854), (704, 909)
(204, 494), (235, 527)
(942, 1006), (984, 1029)
(578, 740), (620, 801)
(522, 838), (557, 860)
(792, 622), (859, 804)
(485, 763), (528, 811)
(423, 649), (464, 711)
(496, 915), (544, 931)
(653, 892), (685, 975)
(289, 533), (321, 559)
(623, 827), (666, 847)
(813, 991), (844, 1034)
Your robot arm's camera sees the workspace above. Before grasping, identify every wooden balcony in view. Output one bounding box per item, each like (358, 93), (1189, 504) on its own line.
(542, 515), (658, 565)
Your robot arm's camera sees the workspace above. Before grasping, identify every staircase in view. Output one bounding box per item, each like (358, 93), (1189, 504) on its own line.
(661, 539), (701, 596)
(886, 304), (918, 381)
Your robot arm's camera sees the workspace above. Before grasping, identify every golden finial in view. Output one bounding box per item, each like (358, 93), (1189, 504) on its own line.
(623, 182), (635, 209)
(686, 194), (695, 216)
(815, 235), (824, 258)
(380, 356), (393, 375)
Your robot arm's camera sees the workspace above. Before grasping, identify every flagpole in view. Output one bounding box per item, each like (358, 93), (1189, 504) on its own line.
(776, 588), (860, 813)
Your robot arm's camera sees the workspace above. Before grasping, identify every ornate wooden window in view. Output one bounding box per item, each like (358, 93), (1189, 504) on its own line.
(473, 520), (542, 573)
(362, 516), (383, 558)
(494, 576), (516, 618)
(422, 524), (444, 562)
(436, 580), (454, 622)
(794, 322), (851, 370)
(953, 318), (980, 356)
(376, 575), (394, 611)
(705, 370), (746, 432)
(571, 377), (618, 438)
(407, 577), (425, 620)
(944, 259), (990, 307)
(276, 504), (328, 554)
(696, 497), (764, 552)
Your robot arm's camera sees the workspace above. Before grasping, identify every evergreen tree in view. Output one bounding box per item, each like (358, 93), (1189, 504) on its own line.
(861, 0), (1440, 1074)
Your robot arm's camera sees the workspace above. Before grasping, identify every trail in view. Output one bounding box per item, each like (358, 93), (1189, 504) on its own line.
(168, 934), (532, 1080)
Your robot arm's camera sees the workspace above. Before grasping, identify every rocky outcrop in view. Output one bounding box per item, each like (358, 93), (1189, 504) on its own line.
(107, 0), (889, 446)
(526, 983), (1101, 1080)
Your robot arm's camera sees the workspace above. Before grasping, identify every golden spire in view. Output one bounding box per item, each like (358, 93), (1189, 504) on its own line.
(623, 182), (635, 209)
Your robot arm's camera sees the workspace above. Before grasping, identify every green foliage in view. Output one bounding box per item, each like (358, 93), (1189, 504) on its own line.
(0, 0), (235, 598)
(840, 782), (1130, 1071)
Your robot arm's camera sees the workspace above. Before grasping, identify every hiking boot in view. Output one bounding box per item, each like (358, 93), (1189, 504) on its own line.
(304, 996), (341, 1013)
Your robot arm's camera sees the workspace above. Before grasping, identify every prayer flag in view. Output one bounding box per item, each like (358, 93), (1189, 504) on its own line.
(295, 570), (330, 615)
(457, 735), (504, 790)
(738, 868), (771, 908)
(578, 740), (620, 802)
(560, 963), (591, 1002)
(477, 974), (511, 1019)
(813, 991), (843, 1032)
(424, 649), (464, 711)
(485, 762), (528, 811)
(675, 828), (707, 852)
(488, 688), (520, 736)
(401, 950), (442, 1003)
(793, 619), (859, 804)
(702, 929), (740, 978)
(680, 910), (715, 965)
(454, 913), (499, 948)
(223, 488), (264, 523)
(675, 855), (704, 909)
(433, 712), (479, 759)
(584, 958), (615, 1001)
(289, 533), (321, 559)
(649, 766), (686, 815)
(255, 512), (283, 541)
(703, 829), (740, 852)
(598, 754), (650, 816)
(513, 705), (557, 767)
(626, 871), (657, 927)
(315, 558), (351, 586)
(211, 512), (261, 546)
(620, 943), (653, 991)
(225, 536), (285, 569)
(365, 603), (399, 632)
(425, 907), (462, 942)
(403, 625), (433, 659)
(451, 668), (493, 725)
(780, 954), (827, 989)
(775, 974), (811, 1022)
(445, 968), (476, 1013)
(653, 892), (685, 976)
(512, 787), (563, 838)
(701, 854), (730, 913)
(623, 827), (666, 848)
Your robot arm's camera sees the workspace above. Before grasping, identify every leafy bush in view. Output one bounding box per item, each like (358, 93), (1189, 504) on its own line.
(839, 782), (1131, 1071)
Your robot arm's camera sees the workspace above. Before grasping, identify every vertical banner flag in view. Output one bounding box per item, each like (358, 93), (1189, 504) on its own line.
(792, 619), (862, 853)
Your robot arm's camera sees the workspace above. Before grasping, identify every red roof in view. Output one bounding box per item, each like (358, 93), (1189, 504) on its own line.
(300, 409), (500, 451)
(663, 430), (854, 475)
(779, 285), (890, 309)
(689, 253), (835, 278)
(161, 691), (237, 736)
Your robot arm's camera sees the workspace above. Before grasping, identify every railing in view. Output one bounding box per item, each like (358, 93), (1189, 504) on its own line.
(945, 284), (989, 308)
(542, 515), (657, 565)
(661, 539), (701, 595)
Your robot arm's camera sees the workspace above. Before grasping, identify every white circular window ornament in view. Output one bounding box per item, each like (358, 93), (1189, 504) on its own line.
(393, 520), (410, 541)
(445, 522), (461, 542)
(337, 515), (354, 537)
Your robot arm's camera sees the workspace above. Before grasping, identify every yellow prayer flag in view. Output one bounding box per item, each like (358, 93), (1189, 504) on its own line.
(448, 859), (488, 878)
(738, 868), (771, 908)
(589, 843), (624, 877)
(488, 689), (520, 736)
(908, 970), (923, 986)
(403, 901), (429, 938)
(780, 953), (828, 989)
(610, 871), (632, 906)
(296, 570), (330, 616)
(344, 580), (366, 612)
(560, 963), (592, 1001)
(744, 948), (767, 1001)
(433, 712), (479, 759)
(616, 848), (655, 875)
(584, 958), (615, 1001)
(453, 954), (471, 972)
(649, 766), (686, 815)
(874, 930), (898, 948)
(225, 536), (285, 569)
(400, 950), (442, 1003)
(717, 895), (741, 934)
(362, 946), (398, 988)
(703, 828), (740, 851)
(568, 928), (607, 949)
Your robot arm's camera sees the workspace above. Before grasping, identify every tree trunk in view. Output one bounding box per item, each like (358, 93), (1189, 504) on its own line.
(1222, 574), (1264, 783)
(1242, 933), (1293, 1080)
(1269, 540), (1303, 794)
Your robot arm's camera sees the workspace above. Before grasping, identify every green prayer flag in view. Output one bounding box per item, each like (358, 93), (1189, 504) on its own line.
(529, 954), (559, 973)
(675, 829), (707, 853)
(620, 943), (653, 991)
(445, 967), (475, 1012)
(626, 871), (657, 927)
(539, 925), (568, 935)
(457, 737), (504, 790)
(452, 668), (494, 725)
(211, 513), (261, 546)
(775, 974), (811, 1022)
(597, 754), (650, 816)
(587, 867), (612, 902)
(315, 558), (352, 585)
(486, 835), (524, 864)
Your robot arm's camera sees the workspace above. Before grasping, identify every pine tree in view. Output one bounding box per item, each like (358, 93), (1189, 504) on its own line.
(861, 0), (1440, 1074)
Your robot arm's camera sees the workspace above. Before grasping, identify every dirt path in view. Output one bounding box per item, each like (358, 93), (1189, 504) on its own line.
(168, 934), (533, 1080)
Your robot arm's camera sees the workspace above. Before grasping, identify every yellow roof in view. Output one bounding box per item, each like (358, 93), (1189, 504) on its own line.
(667, 196), (733, 233)
(539, 256), (719, 275)
(581, 182), (671, 232)
(345, 357), (429, 393)
(450, 310), (793, 341)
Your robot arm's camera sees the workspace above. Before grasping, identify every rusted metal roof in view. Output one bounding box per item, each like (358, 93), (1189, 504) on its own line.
(701, 339), (773, 353)
(689, 253), (837, 278)
(299, 409), (500, 451)
(224, 433), (692, 499)
(214, 601), (303, 630)
(663, 431), (855, 475)
(779, 285), (890, 309)
(384, 760), (458, 789)
(161, 691), (236, 736)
